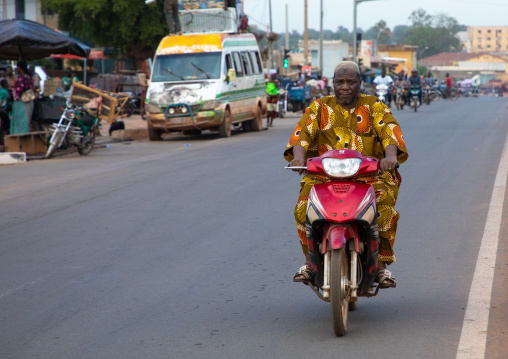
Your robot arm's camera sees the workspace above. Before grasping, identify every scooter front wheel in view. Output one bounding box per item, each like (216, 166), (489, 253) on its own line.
(330, 248), (349, 336)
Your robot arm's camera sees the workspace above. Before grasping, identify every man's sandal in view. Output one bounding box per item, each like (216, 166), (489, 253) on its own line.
(293, 265), (314, 283)
(376, 269), (396, 288)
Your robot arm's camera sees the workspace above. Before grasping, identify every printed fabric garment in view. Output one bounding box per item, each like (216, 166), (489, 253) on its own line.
(284, 94), (408, 263)
(12, 74), (33, 101)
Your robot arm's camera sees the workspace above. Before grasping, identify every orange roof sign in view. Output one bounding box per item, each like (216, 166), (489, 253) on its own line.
(156, 34), (225, 55)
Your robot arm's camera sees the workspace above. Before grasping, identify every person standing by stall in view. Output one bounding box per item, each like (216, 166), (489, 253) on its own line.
(10, 61), (34, 135)
(0, 79), (11, 144)
(62, 68), (79, 92)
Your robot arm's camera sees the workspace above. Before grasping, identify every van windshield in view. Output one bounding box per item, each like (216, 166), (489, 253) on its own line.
(152, 52), (222, 82)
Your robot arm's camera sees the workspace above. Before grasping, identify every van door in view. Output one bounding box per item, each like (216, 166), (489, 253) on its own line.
(240, 51), (256, 119)
(230, 51), (245, 120)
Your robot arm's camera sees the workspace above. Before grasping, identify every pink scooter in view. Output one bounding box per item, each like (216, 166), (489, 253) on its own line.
(288, 149), (397, 336)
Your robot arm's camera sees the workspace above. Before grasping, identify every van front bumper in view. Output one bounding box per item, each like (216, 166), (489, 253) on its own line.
(146, 110), (223, 131)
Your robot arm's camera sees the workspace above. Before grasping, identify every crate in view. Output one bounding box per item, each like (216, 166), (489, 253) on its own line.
(70, 83), (118, 124)
(43, 78), (63, 96)
(4, 131), (49, 155)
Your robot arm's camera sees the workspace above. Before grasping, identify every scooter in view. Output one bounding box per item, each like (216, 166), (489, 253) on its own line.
(375, 84), (389, 106)
(287, 149), (397, 336)
(409, 85), (421, 112)
(394, 87), (405, 110)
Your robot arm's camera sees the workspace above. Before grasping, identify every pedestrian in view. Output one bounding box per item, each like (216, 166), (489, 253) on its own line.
(165, 0), (182, 35)
(445, 73), (453, 98)
(5, 66), (16, 88)
(265, 71), (279, 127)
(10, 61), (34, 135)
(0, 79), (11, 144)
(62, 68), (79, 92)
(28, 65), (41, 95)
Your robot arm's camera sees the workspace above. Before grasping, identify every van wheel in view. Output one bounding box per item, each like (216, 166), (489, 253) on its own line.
(219, 109), (232, 137)
(250, 106), (263, 131)
(148, 127), (163, 141)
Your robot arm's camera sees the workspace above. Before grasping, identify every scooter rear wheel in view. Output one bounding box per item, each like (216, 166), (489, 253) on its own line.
(330, 248), (349, 336)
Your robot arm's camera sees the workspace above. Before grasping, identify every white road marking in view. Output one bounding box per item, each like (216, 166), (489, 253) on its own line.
(456, 133), (508, 358)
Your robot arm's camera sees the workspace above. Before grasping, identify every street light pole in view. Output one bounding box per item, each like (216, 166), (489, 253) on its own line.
(353, 0), (382, 63)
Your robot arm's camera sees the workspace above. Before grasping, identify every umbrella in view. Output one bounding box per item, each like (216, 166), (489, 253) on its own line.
(0, 19), (90, 60)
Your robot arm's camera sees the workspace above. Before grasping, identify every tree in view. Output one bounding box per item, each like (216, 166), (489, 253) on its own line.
(42, 0), (168, 68)
(404, 9), (462, 58)
(408, 8), (433, 27)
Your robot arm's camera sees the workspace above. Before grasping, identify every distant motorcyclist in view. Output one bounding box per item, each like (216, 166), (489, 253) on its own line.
(407, 69), (422, 105)
(423, 72), (434, 87)
(373, 69), (394, 107)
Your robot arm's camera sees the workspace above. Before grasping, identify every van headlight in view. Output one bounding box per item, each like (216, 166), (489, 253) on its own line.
(322, 158), (362, 178)
(200, 100), (220, 111)
(145, 103), (163, 114)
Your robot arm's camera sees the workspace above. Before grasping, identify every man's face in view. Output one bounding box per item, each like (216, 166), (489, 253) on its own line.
(333, 68), (361, 108)
(6, 67), (12, 76)
(381, 70), (386, 77)
(412, 71), (417, 77)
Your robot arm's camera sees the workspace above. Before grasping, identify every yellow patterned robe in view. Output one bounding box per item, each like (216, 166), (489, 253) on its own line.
(284, 94), (408, 263)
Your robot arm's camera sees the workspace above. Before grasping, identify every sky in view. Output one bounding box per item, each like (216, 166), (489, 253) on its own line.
(242, 0), (508, 34)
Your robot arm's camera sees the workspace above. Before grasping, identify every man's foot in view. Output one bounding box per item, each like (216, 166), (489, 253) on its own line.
(376, 269), (396, 288)
(293, 265), (314, 283)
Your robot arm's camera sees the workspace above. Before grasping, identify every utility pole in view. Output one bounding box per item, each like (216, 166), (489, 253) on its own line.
(285, 3), (289, 50)
(269, 0), (274, 70)
(304, 0), (308, 67)
(319, 0), (323, 75)
(285, 3), (289, 75)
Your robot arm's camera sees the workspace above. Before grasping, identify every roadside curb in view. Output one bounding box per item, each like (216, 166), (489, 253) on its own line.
(0, 152), (27, 165)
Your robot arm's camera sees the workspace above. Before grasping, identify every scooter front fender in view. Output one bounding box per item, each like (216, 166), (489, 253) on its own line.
(322, 223), (360, 254)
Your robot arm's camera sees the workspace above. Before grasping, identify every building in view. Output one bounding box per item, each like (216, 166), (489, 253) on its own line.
(467, 26), (508, 53)
(376, 44), (418, 74)
(297, 40), (349, 78)
(1, 0), (58, 29)
(418, 52), (508, 83)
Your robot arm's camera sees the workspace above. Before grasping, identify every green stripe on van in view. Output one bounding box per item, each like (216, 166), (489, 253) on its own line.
(223, 40), (258, 47)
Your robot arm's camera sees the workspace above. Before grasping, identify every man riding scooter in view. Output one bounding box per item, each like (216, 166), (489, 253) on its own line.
(407, 69), (422, 106)
(373, 69), (394, 107)
(284, 61), (409, 288)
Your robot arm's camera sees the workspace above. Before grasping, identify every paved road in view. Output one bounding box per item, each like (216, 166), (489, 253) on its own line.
(1, 97), (507, 359)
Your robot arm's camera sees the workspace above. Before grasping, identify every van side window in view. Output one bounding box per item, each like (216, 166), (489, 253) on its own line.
(232, 52), (244, 77)
(250, 51), (262, 73)
(240, 51), (253, 75)
(224, 54), (233, 75)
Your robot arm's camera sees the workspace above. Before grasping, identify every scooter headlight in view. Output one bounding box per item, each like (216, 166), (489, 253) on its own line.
(322, 157), (362, 178)
(168, 107), (176, 115)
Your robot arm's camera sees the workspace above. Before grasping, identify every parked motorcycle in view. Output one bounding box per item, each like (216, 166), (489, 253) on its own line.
(287, 149), (398, 336)
(375, 84), (389, 106)
(409, 85), (421, 112)
(45, 103), (101, 159)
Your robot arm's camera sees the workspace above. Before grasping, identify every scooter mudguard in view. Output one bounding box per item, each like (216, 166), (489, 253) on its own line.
(321, 223), (360, 254)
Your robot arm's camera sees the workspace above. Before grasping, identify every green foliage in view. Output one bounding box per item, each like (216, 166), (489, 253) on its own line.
(42, 0), (167, 62)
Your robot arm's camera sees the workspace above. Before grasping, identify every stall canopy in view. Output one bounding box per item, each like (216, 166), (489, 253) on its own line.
(0, 19), (90, 60)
